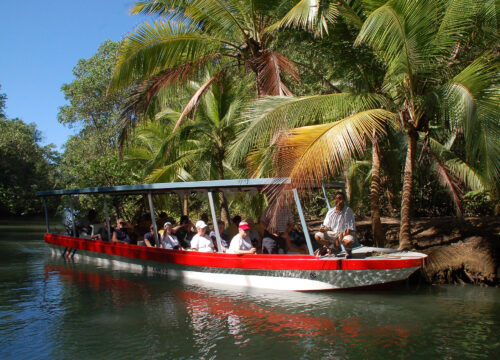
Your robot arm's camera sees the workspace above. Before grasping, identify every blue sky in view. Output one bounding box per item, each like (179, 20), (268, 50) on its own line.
(0, 1), (149, 150)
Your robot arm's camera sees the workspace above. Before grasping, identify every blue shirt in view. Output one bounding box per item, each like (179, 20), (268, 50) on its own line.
(114, 228), (131, 244)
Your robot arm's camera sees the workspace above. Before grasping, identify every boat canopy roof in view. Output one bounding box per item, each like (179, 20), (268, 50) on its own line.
(36, 178), (345, 197)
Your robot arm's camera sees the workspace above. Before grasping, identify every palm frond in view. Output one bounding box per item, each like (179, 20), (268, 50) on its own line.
(428, 137), (486, 192)
(174, 70), (224, 131)
(230, 92), (390, 163)
(110, 21), (226, 92)
(146, 149), (202, 183)
(264, 0), (330, 36)
(432, 0), (477, 57)
(273, 109), (396, 190)
(441, 52), (500, 183)
(131, 0), (189, 17)
(251, 50), (300, 96)
(355, 0), (436, 85)
(426, 141), (463, 216)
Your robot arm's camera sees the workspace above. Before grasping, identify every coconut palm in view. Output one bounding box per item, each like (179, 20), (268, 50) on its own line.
(232, 0), (499, 249)
(109, 0), (304, 136)
(126, 71), (251, 224)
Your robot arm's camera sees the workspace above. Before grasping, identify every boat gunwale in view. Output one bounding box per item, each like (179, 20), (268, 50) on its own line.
(45, 233), (426, 272)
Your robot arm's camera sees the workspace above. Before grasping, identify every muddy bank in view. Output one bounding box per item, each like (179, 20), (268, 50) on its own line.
(354, 216), (500, 286)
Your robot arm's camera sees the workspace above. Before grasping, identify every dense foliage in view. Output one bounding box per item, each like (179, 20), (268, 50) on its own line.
(6, 1), (497, 241)
(0, 112), (58, 215)
(57, 41), (137, 219)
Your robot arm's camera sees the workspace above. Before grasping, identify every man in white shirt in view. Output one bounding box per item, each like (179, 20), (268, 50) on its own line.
(190, 220), (215, 252)
(228, 222), (257, 255)
(315, 191), (356, 257)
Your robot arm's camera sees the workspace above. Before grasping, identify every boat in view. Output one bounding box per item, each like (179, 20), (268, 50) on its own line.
(37, 178), (427, 291)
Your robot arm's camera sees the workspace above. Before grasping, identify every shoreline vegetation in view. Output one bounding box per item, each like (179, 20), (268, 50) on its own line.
(1, 0), (498, 290)
(356, 216), (500, 287)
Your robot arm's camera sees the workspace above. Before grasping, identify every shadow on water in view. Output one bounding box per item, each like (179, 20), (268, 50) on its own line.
(1, 218), (500, 360)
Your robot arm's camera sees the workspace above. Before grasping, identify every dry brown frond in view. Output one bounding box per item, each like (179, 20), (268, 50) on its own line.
(173, 69), (225, 131)
(251, 50), (300, 96)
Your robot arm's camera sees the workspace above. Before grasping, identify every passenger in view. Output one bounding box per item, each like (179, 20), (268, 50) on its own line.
(111, 218), (132, 244)
(161, 222), (184, 250)
(244, 218), (261, 250)
(200, 213), (209, 224)
(209, 220), (229, 252)
(173, 215), (195, 248)
(190, 220), (215, 252)
(140, 225), (157, 247)
(227, 215), (241, 239)
(260, 201), (295, 254)
(155, 212), (169, 230)
(77, 209), (98, 238)
(314, 191), (356, 258)
(227, 222), (257, 254)
(91, 219), (110, 241)
(135, 214), (152, 239)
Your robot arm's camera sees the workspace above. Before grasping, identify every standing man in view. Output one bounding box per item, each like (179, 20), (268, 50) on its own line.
(315, 191), (356, 258)
(260, 201), (295, 254)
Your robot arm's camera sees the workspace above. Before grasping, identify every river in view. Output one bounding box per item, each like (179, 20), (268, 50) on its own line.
(0, 218), (499, 359)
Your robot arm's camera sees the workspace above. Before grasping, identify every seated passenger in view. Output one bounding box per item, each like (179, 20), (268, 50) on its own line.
(227, 215), (241, 239)
(140, 225), (157, 247)
(112, 218), (132, 244)
(91, 220), (110, 241)
(161, 222), (184, 250)
(77, 209), (98, 238)
(314, 191), (356, 258)
(173, 215), (195, 249)
(209, 220), (229, 252)
(244, 218), (260, 249)
(190, 220), (215, 253)
(227, 222), (257, 255)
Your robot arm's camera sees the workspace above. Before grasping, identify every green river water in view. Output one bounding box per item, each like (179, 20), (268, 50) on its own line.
(0, 218), (499, 359)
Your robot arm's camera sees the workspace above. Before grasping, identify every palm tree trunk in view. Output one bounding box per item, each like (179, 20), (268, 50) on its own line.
(183, 193), (189, 216)
(217, 158), (230, 225)
(371, 133), (385, 247)
(399, 129), (417, 250)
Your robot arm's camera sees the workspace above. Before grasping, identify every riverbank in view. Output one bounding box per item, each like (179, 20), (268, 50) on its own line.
(355, 216), (500, 286)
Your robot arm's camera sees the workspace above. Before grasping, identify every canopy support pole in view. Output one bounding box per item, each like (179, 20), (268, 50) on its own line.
(42, 198), (50, 233)
(292, 188), (314, 256)
(208, 191), (223, 253)
(69, 196), (76, 237)
(103, 196), (111, 241)
(321, 184), (331, 210)
(147, 192), (160, 248)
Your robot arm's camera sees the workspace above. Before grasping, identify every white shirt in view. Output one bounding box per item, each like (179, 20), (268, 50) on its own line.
(190, 234), (214, 252)
(323, 206), (356, 234)
(228, 234), (253, 254)
(161, 234), (180, 249)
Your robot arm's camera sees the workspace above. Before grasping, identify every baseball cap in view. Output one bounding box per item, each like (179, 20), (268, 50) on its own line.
(238, 221), (250, 231)
(195, 220), (208, 228)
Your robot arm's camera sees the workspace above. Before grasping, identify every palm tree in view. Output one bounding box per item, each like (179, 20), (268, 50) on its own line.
(231, 0), (499, 249)
(109, 0), (303, 134)
(126, 71), (250, 224)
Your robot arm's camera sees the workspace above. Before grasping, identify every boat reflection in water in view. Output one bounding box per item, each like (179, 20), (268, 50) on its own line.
(44, 255), (413, 358)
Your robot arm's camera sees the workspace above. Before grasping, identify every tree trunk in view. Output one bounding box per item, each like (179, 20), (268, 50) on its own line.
(183, 193), (189, 216)
(399, 129), (417, 250)
(371, 133), (385, 247)
(217, 157), (230, 225)
(218, 192), (230, 226)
